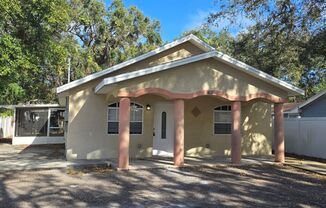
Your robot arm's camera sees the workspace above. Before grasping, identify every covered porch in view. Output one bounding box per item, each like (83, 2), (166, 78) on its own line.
(108, 88), (285, 170)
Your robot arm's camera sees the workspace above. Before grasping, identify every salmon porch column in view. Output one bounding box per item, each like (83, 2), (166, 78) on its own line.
(118, 97), (130, 170)
(274, 103), (285, 163)
(231, 101), (242, 164)
(174, 99), (185, 167)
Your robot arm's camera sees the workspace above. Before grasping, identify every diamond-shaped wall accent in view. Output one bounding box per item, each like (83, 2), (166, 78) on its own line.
(191, 106), (201, 117)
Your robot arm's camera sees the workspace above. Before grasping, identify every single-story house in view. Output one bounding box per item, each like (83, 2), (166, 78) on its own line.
(283, 90), (326, 118)
(56, 34), (304, 169)
(0, 104), (65, 145)
(281, 102), (303, 118)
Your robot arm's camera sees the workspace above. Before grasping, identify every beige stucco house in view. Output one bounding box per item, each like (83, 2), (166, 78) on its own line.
(57, 34), (304, 169)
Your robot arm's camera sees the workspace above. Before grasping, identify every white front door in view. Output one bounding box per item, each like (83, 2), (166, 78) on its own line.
(153, 102), (174, 157)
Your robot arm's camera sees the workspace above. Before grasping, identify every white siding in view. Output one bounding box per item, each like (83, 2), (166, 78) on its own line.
(0, 117), (13, 138)
(285, 117), (326, 159)
(12, 136), (64, 145)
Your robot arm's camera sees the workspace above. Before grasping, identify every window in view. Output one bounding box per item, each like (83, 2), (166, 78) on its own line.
(49, 109), (65, 136)
(16, 108), (48, 136)
(130, 103), (143, 134)
(214, 105), (231, 134)
(108, 103), (119, 134)
(15, 107), (65, 137)
(161, 112), (167, 139)
(107, 102), (143, 134)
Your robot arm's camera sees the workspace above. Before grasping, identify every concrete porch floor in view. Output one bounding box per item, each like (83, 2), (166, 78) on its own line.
(0, 142), (275, 172)
(126, 155), (275, 170)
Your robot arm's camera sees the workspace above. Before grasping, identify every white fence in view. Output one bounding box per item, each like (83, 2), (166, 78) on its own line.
(284, 117), (326, 159)
(0, 117), (14, 138)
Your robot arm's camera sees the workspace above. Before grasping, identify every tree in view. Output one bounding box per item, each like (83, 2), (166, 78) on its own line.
(181, 25), (235, 55)
(0, 0), (70, 104)
(68, 0), (162, 72)
(208, 0), (326, 99)
(0, 0), (162, 105)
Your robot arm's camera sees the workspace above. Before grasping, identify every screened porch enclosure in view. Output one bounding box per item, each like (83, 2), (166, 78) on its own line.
(15, 107), (65, 137)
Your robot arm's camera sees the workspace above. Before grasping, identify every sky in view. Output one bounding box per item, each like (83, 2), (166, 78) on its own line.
(104, 0), (254, 42)
(109, 0), (217, 42)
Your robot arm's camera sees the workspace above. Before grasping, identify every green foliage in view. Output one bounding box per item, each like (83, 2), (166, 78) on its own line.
(0, 108), (13, 117)
(0, 0), (162, 105)
(182, 26), (235, 55)
(208, 0), (326, 99)
(0, 0), (71, 104)
(68, 0), (162, 73)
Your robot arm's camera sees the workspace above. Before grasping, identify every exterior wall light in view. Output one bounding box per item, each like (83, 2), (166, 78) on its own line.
(146, 104), (151, 111)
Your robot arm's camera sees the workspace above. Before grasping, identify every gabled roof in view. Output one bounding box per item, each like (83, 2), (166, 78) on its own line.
(298, 90), (326, 109)
(95, 51), (305, 96)
(56, 34), (214, 94)
(283, 102), (302, 112)
(271, 102), (302, 114)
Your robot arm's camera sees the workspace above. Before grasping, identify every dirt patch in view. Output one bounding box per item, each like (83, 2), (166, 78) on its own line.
(0, 164), (325, 207)
(67, 166), (115, 175)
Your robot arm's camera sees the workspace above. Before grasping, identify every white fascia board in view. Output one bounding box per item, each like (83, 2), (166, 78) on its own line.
(212, 52), (305, 96)
(284, 107), (299, 114)
(4, 104), (63, 108)
(298, 90), (326, 109)
(188, 34), (216, 51)
(56, 34), (213, 94)
(95, 51), (304, 96)
(95, 51), (217, 93)
(0, 105), (13, 109)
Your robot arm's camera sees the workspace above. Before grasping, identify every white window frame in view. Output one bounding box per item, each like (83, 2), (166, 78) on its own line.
(107, 102), (144, 135)
(129, 102), (144, 135)
(107, 103), (119, 135)
(213, 105), (232, 135)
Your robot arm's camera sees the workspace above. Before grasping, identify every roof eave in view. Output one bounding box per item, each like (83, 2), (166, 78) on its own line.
(211, 52), (304, 96)
(56, 34), (213, 94)
(95, 51), (217, 94)
(95, 51), (304, 97)
(0, 104), (63, 108)
(298, 90), (326, 109)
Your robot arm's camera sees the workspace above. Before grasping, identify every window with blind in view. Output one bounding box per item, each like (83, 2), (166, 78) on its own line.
(214, 105), (231, 134)
(107, 102), (143, 134)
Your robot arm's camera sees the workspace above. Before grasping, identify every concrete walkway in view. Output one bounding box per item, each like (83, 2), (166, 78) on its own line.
(285, 157), (326, 176)
(132, 156), (326, 176)
(0, 143), (274, 172)
(126, 155), (326, 176)
(0, 143), (68, 172)
(127, 155), (275, 170)
(1, 143), (326, 175)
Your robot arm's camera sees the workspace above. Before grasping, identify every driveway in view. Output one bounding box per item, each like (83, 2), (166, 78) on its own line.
(0, 143), (66, 172)
(0, 164), (325, 207)
(0, 144), (325, 207)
